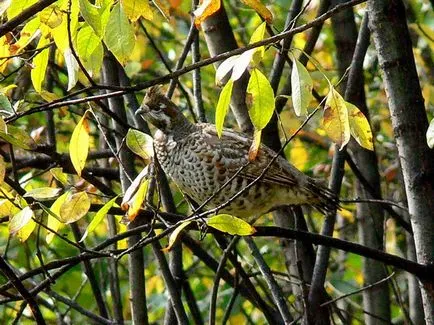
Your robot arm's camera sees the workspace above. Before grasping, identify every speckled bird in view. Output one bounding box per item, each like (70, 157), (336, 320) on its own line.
(136, 87), (338, 220)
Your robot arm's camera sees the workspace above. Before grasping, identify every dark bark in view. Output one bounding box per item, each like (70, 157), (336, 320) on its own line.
(368, 0), (434, 322)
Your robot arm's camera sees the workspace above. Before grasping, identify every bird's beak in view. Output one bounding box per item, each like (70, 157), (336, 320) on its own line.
(135, 104), (149, 116)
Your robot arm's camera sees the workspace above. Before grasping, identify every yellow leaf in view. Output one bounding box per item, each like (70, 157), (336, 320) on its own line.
(193, 0), (221, 26)
(9, 206), (34, 235)
(17, 218), (36, 242)
(122, 0), (153, 21)
(152, 0), (170, 20)
(346, 101), (374, 151)
(39, 5), (63, 29)
(127, 178), (149, 221)
(246, 68), (275, 130)
(50, 167), (68, 186)
(121, 166), (150, 210)
(126, 129), (154, 163)
(249, 21), (266, 65)
(24, 187), (62, 200)
(240, 0), (273, 23)
(0, 156), (5, 185)
(162, 221), (192, 252)
(207, 214), (256, 236)
(47, 192), (68, 243)
(31, 36), (50, 93)
(70, 111), (90, 176)
(59, 191), (91, 224)
(215, 79), (234, 138)
(322, 87), (350, 150)
(248, 129), (261, 161)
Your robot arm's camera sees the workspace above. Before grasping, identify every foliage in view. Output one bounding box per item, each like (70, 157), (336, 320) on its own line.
(0, 0), (433, 323)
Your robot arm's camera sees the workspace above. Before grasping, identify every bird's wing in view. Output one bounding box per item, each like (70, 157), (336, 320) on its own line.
(199, 124), (302, 187)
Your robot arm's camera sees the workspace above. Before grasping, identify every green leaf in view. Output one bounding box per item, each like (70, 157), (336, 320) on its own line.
(9, 206), (34, 235)
(246, 68), (275, 130)
(346, 101), (374, 151)
(126, 129), (154, 162)
(162, 221), (192, 252)
(59, 191), (91, 224)
(0, 125), (37, 150)
(291, 57), (313, 116)
(249, 21), (266, 66)
(17, 218), (36, 242)
(104, 3), (135, 64)
(69, 111), (90, 176)
(79, 0), (112, 38)
(24, 187), (62, 200)
(30, 36), (50, 93)
(0, 94), (13, 114)
(215, 79), (234, 138)
(427, 118), (434, 149)
(80, 196), (118, 242)
(207, 214), (256, 236)
(322, 87), (350, 150)
(7, 0), (37, 19)
(76, 24), (100, 61)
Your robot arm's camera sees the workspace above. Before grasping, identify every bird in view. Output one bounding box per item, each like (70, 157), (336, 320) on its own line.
(136, 86), (339, 221)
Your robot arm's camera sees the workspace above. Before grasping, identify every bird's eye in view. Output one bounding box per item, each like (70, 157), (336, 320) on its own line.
(154, 104), (166, 113)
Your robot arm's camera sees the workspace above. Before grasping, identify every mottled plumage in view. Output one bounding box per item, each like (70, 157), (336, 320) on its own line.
(136, 87), (338, 220)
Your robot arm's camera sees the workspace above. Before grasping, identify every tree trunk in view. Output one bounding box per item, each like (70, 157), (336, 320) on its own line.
(368, 0), (434, 322)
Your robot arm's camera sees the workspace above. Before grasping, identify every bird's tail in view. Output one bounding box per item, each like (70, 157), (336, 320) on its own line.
(305, 178), (340, 214)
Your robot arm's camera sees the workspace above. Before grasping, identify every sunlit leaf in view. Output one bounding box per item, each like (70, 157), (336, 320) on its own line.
(7, 0), (37, 19)
(0, 125), (37, 150)
(8, 18), (40, 56)
(193, 0), (221, 26)
(0, 0), (11, 16)
(346, 101), (374, 151)
(64, 48), (79, 91)
(9, 206), (34, 235)
(59, 191), (91, 224)
(322, 87), (350, 150)
(79, 0), (112, 38)
(207, 214), (256, 236)
(215, 79), (234, 138)
(17, 218), (36, 242)
(46, 192), (68, 243)
(426, 118), (434, 149)
(291, 56), (313, 116)
(162, 221), (192, 252)
(152, 0), (170, 20)
(0, 198), (19, 217)
(240, 0), (273, 23)
(76, 24), (101, 64)
(69, 111), (90, 176)
(231, 49), (254, 81)
(122, 0), (153, 21)
(122, 166), (150, 210)
(104, 3), (136, 64)
(246, 68), (275, 130)
(39, 5), (63, 29)
(24, 187), (62, 200)
(248, 129), (261, 161)
(215, 55), (239, 85)
(126, 177), (149, 221)
(126, 129), (154, 163)
(249, 21), (266, 65)
(51, 0), (79, 52)
(30, 36), (50, 93)
(80, 196), (118, 242)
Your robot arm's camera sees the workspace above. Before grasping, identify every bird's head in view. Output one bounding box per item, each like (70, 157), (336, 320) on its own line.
(136, 86), (185, 133)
